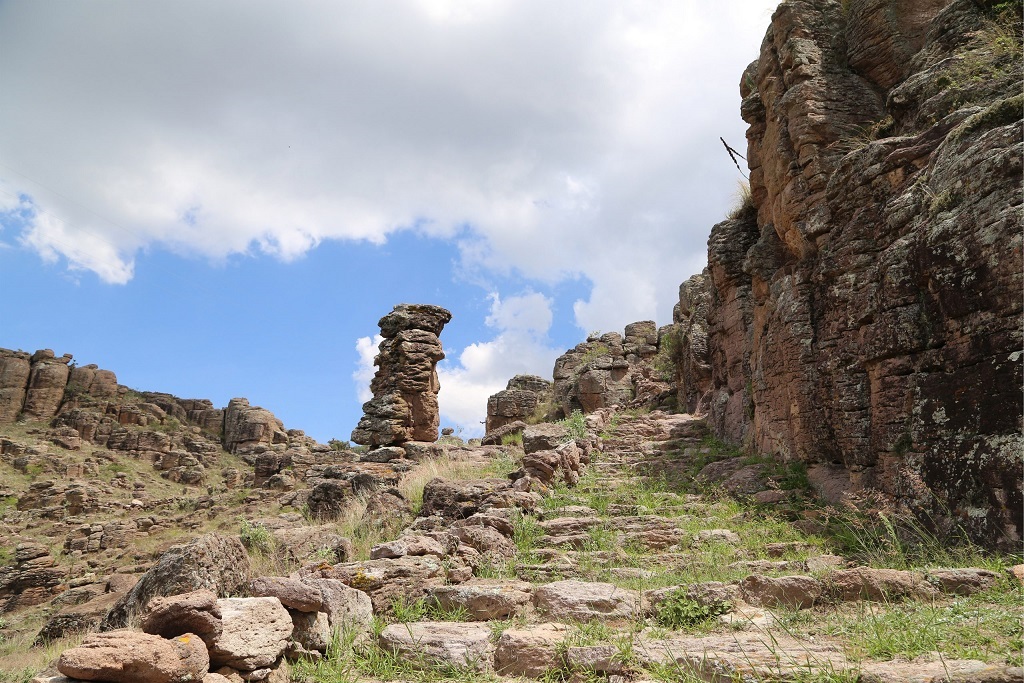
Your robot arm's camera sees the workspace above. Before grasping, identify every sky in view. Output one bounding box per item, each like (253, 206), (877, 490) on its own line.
(0, 0), (779, 442)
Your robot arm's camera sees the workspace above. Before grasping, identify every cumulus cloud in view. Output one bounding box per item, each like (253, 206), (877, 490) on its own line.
(439, 292), (562, 436)
(0, 0), (778, 325)
(353, 334), (384, 404)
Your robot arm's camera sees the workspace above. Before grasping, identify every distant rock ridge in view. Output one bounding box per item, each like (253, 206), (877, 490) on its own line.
(351, 304), (452, 448)
(0, 346), (294, 458)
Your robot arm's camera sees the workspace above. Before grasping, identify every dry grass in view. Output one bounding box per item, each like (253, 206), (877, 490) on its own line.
(0, 610), (88, 681)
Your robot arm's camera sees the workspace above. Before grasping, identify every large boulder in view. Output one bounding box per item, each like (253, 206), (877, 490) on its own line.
(101, 534), (251, 630)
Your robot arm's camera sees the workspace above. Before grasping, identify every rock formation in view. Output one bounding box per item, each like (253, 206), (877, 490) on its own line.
(223, 398), (287, 454)
(695, 0), (1022, 546)
(485, 374), (553, 434)
(351, 304), (452, 448)
(550, 321), (678, 417)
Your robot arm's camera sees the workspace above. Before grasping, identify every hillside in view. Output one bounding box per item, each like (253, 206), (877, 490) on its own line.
(1, 0), (1021, 682)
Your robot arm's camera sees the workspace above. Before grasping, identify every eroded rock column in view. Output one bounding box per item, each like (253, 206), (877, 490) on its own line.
(351, 304), (452, 448)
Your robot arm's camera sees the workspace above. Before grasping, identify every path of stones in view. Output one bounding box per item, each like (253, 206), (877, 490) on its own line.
(44, 410), (1020, 683)
(336, 410), (1018, 683)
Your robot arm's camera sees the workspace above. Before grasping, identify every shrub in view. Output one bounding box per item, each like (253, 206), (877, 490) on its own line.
(558, 409), (587, 442)
(239, 520), (275, 555)
(655, 589), (730, 629)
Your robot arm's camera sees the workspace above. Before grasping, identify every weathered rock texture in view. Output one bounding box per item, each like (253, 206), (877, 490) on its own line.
(351, 304), (452, 447)
(551, 322), (678, 416)
(485, 374), (553, 434)
(700, 0), (1022, 546)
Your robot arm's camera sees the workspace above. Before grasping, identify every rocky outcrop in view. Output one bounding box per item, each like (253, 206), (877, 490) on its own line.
(351, 304), (452, 448)
(22, 350), (73, 421)
(551, 321), (676, 416)
(702, 0), (1022, 546)
(0, 349), (31, 423)
(223, 398), (287, 454)
(670, 272), (713, 414)
(484, 374), (552, 434)
(101, 534), (252, 630)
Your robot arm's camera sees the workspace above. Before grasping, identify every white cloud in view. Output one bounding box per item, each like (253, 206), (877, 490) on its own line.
(353, 334), (384, 404)
(0, 0), (779, 318)
(439, 292), (562, 436)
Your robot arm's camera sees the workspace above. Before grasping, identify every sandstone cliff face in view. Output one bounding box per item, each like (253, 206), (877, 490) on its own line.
(701, 0), (1022, 546)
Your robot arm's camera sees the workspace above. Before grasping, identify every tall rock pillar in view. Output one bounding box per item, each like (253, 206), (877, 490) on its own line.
(351, 304), (452, 448)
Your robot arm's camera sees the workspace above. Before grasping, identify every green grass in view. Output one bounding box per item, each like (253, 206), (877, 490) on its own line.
(816, 584), (1023, 664)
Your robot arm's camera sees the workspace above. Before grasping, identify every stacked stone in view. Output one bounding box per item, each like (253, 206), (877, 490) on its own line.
(351, 304), (452, 448)
(484, 374), (552, 434)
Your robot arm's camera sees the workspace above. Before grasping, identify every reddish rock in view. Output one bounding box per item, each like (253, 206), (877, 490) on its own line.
(22, 350), (72, 420)
(351, 304), (451, 447)
(223, 398), (286, 454)
(702, 0), (1022, 546)
(57, 630), (209, 683)
(0, 349), (31, 423)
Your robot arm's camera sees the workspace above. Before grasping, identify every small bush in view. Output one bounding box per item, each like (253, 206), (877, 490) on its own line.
(558, 409), (587, 442)
(500, 431), (523, 447)
(239, 520), (275, 555)
(655, 589), (730, 630)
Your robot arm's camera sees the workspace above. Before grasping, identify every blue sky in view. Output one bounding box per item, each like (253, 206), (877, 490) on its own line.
(0, 0), (779, 441)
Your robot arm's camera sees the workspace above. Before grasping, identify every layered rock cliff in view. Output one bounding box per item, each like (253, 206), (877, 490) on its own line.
(695, 0), (1022, 546)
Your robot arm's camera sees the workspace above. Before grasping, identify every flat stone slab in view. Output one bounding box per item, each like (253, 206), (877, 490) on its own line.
(378, 621), (491, 671)
(427, 579), (533, 620)
(534, 579), (639, 622)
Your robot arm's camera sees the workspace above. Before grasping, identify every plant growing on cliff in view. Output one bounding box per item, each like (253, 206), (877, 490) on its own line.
(727, 180), (755, 219)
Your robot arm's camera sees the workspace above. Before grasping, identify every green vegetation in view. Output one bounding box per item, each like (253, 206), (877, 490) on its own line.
(557, 409), (587, 442)
(239, 519), (276, 555)
(654, 589), (731, 630)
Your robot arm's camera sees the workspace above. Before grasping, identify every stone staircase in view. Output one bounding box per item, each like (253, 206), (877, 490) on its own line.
(38, 409), (1022, 683)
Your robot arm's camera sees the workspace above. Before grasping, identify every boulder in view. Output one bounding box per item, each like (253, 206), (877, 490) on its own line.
(378, 621), (491, 671)
(57, 630), (208, 683)
(140, 589), (222, 647)
(533, 580), (639, 622)
(250, 577), (323, 613)
(209, 597), (293, 670)
(101, 533), (251, 630)
(298, 577), (373, 633)
(739, 575), (823, 610)
(493, 623), (567, 677)
(427, 579), (533, 620)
